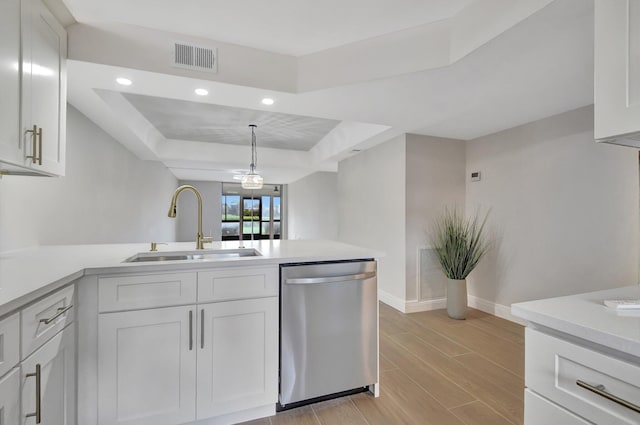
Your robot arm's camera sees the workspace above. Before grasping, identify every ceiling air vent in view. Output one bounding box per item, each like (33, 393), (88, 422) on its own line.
(172, 42), (218, 73)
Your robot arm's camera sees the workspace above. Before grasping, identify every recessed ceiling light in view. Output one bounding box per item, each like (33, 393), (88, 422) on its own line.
(195, 88), (209, 96)
(116, 77), (132, 86)
(261, 98), (274, 106)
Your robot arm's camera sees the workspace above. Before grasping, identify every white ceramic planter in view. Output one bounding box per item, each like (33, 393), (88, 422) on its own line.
(447, 279), (467, 320)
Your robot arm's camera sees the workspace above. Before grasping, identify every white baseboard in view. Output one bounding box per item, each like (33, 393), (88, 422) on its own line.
(379, 290), (526, 325)
(379, 290), (446, 314)
(378, 290), (407, 313)
(468, 295), (527, 326)
(404, 297), (446, 313)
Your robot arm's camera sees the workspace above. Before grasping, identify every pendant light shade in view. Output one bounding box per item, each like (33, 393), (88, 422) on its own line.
(241, 173), (263, 189)
(241, 124), (264, 190)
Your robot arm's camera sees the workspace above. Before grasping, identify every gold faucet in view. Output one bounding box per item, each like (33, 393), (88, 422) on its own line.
(167, 185), (213, 250)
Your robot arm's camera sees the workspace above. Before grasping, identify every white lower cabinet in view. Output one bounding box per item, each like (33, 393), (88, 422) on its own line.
(525, 327), (640, 425)
(0, 368), (20, 425)
(98, 306), (197, 425)
(525, 389), (592, 425)
(197, 297), (278, 419)
(22, 324), (76, 425)
(95, 268), (279, 425)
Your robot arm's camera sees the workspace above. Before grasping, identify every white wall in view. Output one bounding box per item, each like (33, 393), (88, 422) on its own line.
(288, 172), (338, 240)
(0, 105), (178, 252)
(466, 105), (638, 306)
(405, 134), (466, 301)
(338, 135), (407, 302)
(174, 180), (222, 243)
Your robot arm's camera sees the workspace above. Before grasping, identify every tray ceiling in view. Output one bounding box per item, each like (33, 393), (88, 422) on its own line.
(122, 93), (340, 151)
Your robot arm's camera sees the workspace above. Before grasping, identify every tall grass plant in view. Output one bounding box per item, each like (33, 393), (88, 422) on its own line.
(431, 208), (490, 280)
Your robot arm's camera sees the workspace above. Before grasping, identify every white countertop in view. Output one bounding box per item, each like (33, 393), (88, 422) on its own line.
(0, 239), (381, 317)
(512, 285), (640, 358)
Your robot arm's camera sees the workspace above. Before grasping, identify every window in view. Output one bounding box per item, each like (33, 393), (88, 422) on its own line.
(221, 195), (240, 238)
(221, 184), (282, 240)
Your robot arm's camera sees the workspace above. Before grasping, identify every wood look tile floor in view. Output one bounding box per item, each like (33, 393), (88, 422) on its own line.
(242, 303), (524, 425)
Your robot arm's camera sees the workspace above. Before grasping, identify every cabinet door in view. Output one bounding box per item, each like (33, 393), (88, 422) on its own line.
(0, 368), (20, 425)
(98, 306), (196, 425)
(0, 0), (22, 167)
(21, 0), (66, 175)
(0, 312), (20, 377)
(595, 0), (640, 143)
(196, 297), (278, 419)
(22, 325), (75, 425)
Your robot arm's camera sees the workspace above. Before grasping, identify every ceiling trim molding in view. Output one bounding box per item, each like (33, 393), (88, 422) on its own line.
(67, 1), (554, 94)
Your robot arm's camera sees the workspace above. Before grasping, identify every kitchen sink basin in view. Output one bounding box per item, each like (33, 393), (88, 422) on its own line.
(124, 248), (261, 263)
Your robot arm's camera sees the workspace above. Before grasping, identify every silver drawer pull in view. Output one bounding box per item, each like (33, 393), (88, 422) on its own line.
(285, 271), (376, 285)
(576, 380), (640, 414)
(39, 305), (72, 325)
(25, 363), (42, 423)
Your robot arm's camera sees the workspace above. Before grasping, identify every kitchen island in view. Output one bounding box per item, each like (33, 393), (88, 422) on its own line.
(0, 239), (380, 316)
(512, 285), (640, 425)
(0, 240), (381, 425)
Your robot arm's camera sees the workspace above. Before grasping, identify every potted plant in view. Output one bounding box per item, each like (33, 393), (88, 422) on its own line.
(430, 208), (490, 319)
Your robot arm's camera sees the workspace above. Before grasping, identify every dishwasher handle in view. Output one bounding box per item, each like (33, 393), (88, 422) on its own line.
(285, 271), (376, 285)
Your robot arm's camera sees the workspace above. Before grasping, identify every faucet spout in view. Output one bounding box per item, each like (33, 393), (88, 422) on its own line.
(167, 185), (210, 249)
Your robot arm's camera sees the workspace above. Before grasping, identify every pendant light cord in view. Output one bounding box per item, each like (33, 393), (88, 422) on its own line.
(250, 124), (257, 173)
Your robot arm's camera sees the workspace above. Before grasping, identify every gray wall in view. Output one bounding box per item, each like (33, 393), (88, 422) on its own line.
(466, 105), (639, 305)
(175, 181), (222, 242)
(0, 105), (178, 251)
(405, 134), (466, 301)
(338, 135), (407, 301)
(288, 172), (338, 240)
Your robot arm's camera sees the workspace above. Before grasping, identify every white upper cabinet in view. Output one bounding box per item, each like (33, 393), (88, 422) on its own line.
(0, 0), (66, 176)
(21, 0), (67, 175)
(595, 0), (640, 147)
(0, 0), (22, 168)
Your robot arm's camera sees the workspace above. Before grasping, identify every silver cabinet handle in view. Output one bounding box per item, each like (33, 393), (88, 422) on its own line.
(39, 305), (72, 325)
(37, 127), (42, 165)
(576, 380), (640, 414)
(200, 309), (204, 349)
(285, 271), (376, 285)
(189, 310), (193, 351)
(25, 364), (42, 423)
(189, 310), (193, 350)
(26, 125), (37, 164)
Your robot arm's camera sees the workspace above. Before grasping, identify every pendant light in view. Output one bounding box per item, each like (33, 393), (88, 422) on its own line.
(241, 124), (264, 189)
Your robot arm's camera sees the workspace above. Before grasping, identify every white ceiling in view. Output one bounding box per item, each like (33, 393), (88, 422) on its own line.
(61, 0), (473, 56)
(63, 0), (596, 184)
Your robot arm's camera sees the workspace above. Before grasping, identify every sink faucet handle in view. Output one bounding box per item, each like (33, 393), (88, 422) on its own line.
(150, 242), (168, 252)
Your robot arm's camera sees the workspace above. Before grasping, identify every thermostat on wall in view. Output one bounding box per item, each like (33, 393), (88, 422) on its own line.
(471, 171), (481, 182)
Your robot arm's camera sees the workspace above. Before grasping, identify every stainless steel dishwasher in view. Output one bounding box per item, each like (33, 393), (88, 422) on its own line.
(279, 260), (378, 409)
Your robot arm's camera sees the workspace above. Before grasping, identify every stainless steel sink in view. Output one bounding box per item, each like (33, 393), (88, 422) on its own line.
(124, 248), (261, 263)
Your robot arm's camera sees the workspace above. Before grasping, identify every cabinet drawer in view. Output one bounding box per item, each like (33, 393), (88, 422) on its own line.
(525, 389), (591, 425)
(21, 284), (74, 359)
(197, 267), (278, 302)
(98, 272), (197, 312)
(526, 328), (640, 425)
(0, 312), (19, 377)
